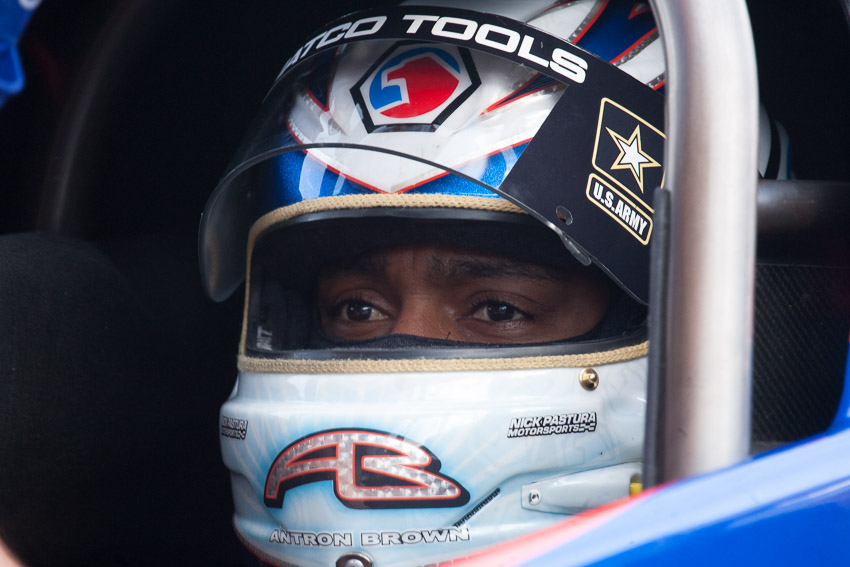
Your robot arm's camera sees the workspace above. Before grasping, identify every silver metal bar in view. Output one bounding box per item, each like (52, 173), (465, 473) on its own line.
(648, 0), (759, 482)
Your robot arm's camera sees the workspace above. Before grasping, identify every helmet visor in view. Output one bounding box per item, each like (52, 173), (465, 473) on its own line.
(200, 6), (665, 303)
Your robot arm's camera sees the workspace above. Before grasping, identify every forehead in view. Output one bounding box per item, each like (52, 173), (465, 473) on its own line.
(319, 243), (574, 283)
(250, 215), (593, 294)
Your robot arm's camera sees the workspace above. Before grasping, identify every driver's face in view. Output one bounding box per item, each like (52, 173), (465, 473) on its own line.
(316, 244), (610, 344)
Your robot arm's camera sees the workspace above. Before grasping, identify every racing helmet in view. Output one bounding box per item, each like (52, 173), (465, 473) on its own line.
(200, 1), (788, 566)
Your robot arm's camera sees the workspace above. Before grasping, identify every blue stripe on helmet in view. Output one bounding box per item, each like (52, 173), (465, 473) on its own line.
(576, 1), (656, 63)
(257, 140), (530, 216)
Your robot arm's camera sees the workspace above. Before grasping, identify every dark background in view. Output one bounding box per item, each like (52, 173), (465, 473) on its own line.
(0, 1), (848, 565)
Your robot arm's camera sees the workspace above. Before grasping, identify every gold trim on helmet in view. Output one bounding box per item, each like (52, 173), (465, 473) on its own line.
(238, 341), (648, 374)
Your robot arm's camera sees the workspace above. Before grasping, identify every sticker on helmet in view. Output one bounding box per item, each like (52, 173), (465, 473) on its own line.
(361, 527), (470, 546)
(507, 413), (598, 438)
(586, 174), (653, 244)
(351, 43), (480, 132)
(280, 7), (590, 87)
(266, 526), (470, 548)
(220, 415), (248, 440)
(586, 98), (664, 245)
(264, 428), (470, 510)
(269, 529), (353, 547)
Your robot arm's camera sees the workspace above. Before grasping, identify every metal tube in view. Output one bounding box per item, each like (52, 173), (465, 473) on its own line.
(648, 0), (759, 481)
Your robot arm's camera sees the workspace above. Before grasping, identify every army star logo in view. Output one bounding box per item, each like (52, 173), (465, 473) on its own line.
(587, 98), (665, 245)
(607, 125), (660, 193)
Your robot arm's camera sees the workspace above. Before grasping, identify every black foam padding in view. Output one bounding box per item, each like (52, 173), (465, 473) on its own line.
(752, 265), (850, 446)
(0, 232), (241, 566)
(0, 232), (169, 564)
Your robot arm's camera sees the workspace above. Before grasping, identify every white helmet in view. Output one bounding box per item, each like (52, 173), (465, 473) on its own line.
(200, 1), (787, 566)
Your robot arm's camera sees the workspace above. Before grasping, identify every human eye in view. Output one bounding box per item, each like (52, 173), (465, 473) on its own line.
(469, 298), (531, 323)
(331, 297), (388, 322)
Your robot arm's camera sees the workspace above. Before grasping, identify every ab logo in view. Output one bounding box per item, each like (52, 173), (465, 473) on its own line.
(264, 429), (470, 510)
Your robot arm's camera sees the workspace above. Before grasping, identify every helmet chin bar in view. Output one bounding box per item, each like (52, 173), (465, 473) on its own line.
(222, 357), (647, 567)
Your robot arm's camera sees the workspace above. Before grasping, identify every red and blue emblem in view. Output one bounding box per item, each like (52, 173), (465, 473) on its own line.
(352, 43), (480, 133)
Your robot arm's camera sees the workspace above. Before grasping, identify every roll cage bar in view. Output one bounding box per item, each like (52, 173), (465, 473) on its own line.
(645, 1), (850, 485)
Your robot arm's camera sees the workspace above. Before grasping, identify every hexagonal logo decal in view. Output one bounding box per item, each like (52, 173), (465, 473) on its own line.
(351, 42), (480, 133)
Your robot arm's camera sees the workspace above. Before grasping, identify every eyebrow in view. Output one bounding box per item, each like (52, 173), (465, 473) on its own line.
(333, 253), (388, 274)
(431, 254), (558, 283)
(323, 249), (560, 283)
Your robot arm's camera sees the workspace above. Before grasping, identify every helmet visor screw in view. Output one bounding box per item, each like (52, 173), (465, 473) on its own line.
(528, 489), (542, 506)
(337, 553), (373, 567)
(555, 206), (573, 225)
(579, 368), (599, 391)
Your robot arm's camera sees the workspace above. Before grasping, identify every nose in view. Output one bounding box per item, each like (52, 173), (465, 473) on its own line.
(390, 297), (454, 340)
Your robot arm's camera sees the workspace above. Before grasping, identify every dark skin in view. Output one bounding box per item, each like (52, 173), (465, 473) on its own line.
(316, 244), (610, 344)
